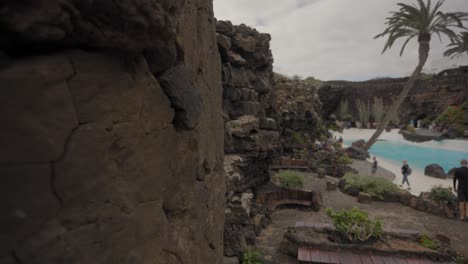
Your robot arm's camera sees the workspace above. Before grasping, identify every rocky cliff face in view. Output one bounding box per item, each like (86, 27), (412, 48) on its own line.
(270, 75), (325, 155)
(320, 66), (468, 123)
(216, 21), (280, 258)
(0, 1), (224, 264)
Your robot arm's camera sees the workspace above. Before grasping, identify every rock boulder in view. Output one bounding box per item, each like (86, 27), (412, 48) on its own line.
(358, 192), (373, 204)
(344, 146), (369, 160)
(351, 139), (365, 148)
(424, 164), (446, 179)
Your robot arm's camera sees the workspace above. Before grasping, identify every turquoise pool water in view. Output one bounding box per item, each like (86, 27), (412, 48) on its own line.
(344, 139), (468, 173)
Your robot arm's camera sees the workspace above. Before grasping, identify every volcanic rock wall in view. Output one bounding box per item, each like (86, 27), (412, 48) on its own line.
(269, 75), (325, 155)
(320, 66), (468, 123)
(0, 1), (224, 264)
(216, 21), (280, 258)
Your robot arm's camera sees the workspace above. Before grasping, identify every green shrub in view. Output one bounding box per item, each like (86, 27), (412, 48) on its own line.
(461, 102), (468, 110)
(342, 114), (353, 122)
(277, 170), (304, 189)
(429, 186), (457, 206)
(436, 106), (463, 126)
(338, 155), (353, 165)
(291, 131), (305, 145)
(456, 126), (465, 137)
(326, 206), (383, 242)
(328, 123), (339, 131)
(242, 248), (263, 264)
(406, 124), (416, 133)
(418, 233), (439, 250)
(342, 173), (399, 200)
(453, 253), (466, 264)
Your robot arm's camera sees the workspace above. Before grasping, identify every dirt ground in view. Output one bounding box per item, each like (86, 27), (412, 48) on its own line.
(255, 172), (468, 264)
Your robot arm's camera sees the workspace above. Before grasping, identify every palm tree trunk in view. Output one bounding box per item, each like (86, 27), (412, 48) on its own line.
(363, 40), (430, 150)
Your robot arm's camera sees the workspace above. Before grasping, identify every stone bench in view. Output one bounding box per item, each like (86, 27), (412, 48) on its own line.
(256, 189), (321, 212)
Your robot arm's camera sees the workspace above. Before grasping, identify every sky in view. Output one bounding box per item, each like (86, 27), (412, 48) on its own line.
(214, 0), (468, 81)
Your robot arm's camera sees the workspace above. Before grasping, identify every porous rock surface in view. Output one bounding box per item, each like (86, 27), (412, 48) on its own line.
(269, 75), (324, 154)
(0, 1), (225, 264)
(217, 21), (280, 258)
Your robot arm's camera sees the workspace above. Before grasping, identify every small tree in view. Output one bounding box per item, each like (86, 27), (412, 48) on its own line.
(338, 99), (349, 121)
(371, 97), (385, 123)
(356, 99), (371, 126)
(387, 97), (401, 125)
(338, 99), (348, 120)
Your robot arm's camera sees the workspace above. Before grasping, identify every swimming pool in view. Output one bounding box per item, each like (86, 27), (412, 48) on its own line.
(339, 129), (468, 173)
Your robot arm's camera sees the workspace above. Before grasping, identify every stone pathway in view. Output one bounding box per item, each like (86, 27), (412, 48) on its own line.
(349, 159), (396, 181)
(255, 172), (468, 264)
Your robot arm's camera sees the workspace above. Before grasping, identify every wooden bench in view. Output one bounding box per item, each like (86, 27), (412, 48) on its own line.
(297, 247), (452, 264)
(269, 165), (310, 171)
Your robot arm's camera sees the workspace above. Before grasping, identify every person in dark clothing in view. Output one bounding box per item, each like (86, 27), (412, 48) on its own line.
(371, 156), (378, 175)
(454, 159), (468, 220)
(401, 160), (411, 190)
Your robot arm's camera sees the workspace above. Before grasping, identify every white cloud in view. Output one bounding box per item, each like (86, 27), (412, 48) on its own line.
(214, 0), (468, 81)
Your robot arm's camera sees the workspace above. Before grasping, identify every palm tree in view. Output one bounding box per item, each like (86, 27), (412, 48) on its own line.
(444, 31), (468, 57)
(363, 0), (467, 150)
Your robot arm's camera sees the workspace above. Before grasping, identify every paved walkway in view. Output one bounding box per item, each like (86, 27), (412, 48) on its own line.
(256, 172), (468, 264)
(349, 159), (396, 181)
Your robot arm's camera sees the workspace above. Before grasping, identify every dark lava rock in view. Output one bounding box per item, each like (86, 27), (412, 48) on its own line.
(424, 164), (446, 179)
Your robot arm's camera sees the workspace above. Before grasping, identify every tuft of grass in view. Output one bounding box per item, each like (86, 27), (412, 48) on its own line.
(418, 233), (439, 250)
(342, 173), (399, 200)
(277, 170), (304, 190)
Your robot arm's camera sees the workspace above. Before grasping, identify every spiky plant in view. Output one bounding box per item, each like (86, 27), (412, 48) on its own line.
(444, 31), (468, 57)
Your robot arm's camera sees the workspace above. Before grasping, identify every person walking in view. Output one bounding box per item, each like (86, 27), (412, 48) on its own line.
(371, 156), (378, 175)
(401, 160), (411, 190)
(454, 159), (468, 221)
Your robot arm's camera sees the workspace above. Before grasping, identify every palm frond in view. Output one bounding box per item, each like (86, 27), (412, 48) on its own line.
(375, 0), (468, 56)
(444, 31), (468, 57)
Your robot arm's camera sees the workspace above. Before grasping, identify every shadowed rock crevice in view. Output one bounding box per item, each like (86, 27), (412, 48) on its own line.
(159, 64), (204, 130)
(11, 250), (23, 264)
